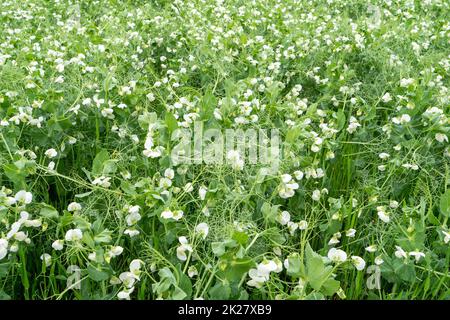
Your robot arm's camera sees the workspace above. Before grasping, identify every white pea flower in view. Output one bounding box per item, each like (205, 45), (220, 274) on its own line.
(65, 229), (83, 242)
(124, 227), (140, 237)
(15, 190), (33, 204)
(195, 223), (209, 239)
(164, 168), (175, 179)
(435, 133), (448, 143)
(183, 183), (194, 193)
(409, 251), (425, 262)
(277, 211), (291, 225)
(176, 236), (193, 261)
(67, 202), (82, 212)
(44, 148), (58, 158)
(374, 255), (384, 265)
(377, 206), (390, 223)
(52, 240), (64, 251)
(442, 231), (450, 244)
(119, 272), (137, 288)
(109, 246), (124, 257)
(327, 248), (347, 263)
(365, 245), (377, 253)
(381, 92), (392, 103)
(346, 229), (356, 237)
(0, 239), (8, 260)
(40, 253), (52, 267)
(298, 220), (308, 230)
(293, 170), (304, 180)
(278, 174), (299, 199)
(117, 287), (134, 300)
(312, 189), (321, 201)
(130, 259), (143, 278)
(199, 186), (208, 201)
(351, 256), (366, 271)
(394, 246), (407, 259)
(188, 266), (198, 278)
(126, 209), (142, 226)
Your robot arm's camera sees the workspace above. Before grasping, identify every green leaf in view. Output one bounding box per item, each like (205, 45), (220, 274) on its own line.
(285, 253), (302, 277)
(165, 112), (178, 134)
(94, 229), (112, 244)
(212, 242), (226, 256)
(3, 163), (27, 189)
(92, 149), (109, 175)
(232, 231), (248, 246)
(439, 190), (450, 217)
(87, 264), (109, 282)
(336, 109), (346, 131)
(39, 204), (59, 219)
(209, 282), (231, 300)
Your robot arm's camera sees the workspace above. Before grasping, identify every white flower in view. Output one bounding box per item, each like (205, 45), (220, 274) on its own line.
(287, 221), (298, 235)
(195, 223), (209, 239)
(293, 170), (304, 180)
(346, 229), (356, 237)
(110, 246), (124, 257)
(130, 259), (143, 278)
(257, 260), (278, 276)
(126, 211), (141, 226)
(65, 229), (83, 242)
(442, 231), (450, 244)
(347, 116), (361, 134)
(389, 200), (399, 209)
(164, 168), (175, 179)
(44, 148), (58, 158)
(394, 246), (407, 259)
(226, 150), (244, 170)
(128, 205), (140, 215)
(176, 236), (193, 261)
(328, 234), (341, 245)
(15, 190), (33, 204)
(365, 245), (377, 253)
(379, 152), (390, 160)
(117, 287), (134, 300)
(247, 268), (268, 288)
(375, 256), (384, 265)
(278, 174), (299, 199)
(435, 133), (448, 143)
(377, 206), (390, 223)
(327, 248), (347, 263)
(161, 209), (183, 221)
(183, 183), (194, 193)
(277, 211), (290, 225)
(0, 239), (8, 260)
(124, 229), (140, 237)
(52, 240), (64, 251)
(67, 202), (82, 212)
(188, 266), (198, 278)
(400, 78), (414, 87)
(40, 253), (52, 267)
(298, 220), (308, 230)
(351, 256), (366, 271)
(409, 251), (425, 262)
(199, 186), (207, 201)
(92, 176), (111, 188)
(281, 174), (292, 183)
(119, 272), (137, 288)
(312, 189), (321, 201)
(381, 92), (392, 103)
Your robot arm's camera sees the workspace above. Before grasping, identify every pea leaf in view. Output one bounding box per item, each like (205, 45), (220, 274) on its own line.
(439, 190), (450, 217)
(92, 149), (109, 175)
(87, 264), (109, 282)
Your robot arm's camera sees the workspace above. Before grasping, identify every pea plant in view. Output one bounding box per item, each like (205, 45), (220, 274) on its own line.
(0, 0), (449, 300)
